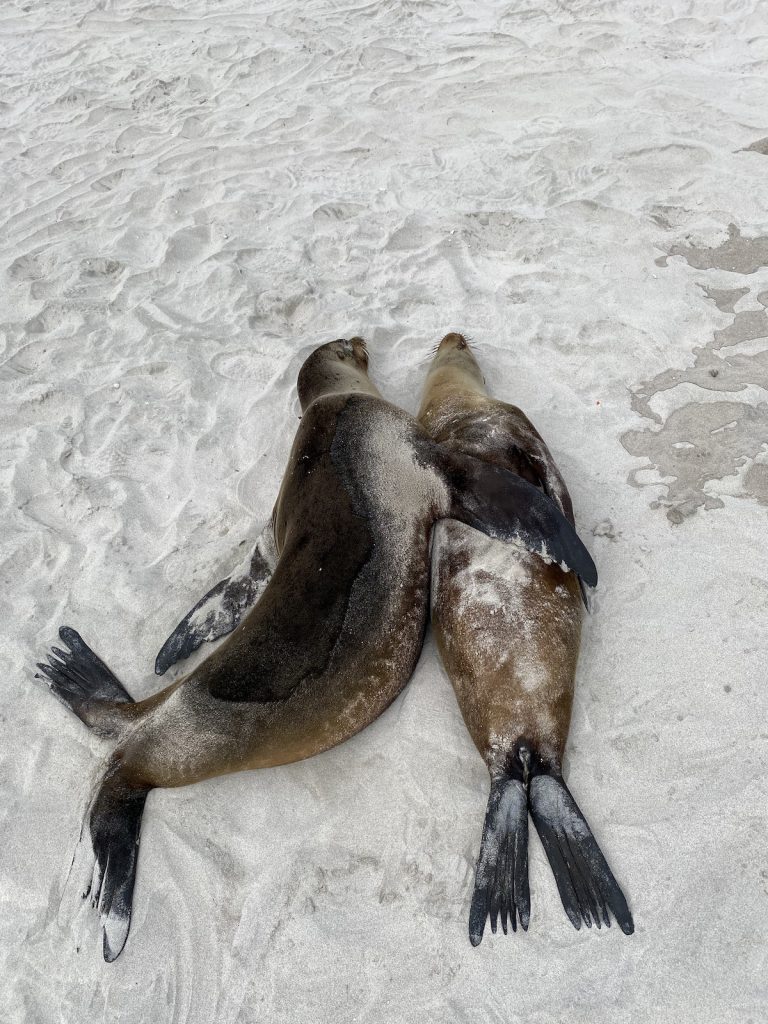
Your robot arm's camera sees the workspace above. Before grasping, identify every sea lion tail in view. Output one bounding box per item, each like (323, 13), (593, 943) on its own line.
(36, 626), (135, 738)
(68, 759), (150, 962)
(528, 771), (634, 935)
(442, 451), (598, 587)
(468, 771), (530, 945)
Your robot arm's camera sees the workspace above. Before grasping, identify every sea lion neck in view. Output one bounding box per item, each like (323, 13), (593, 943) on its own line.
(300, 369), (381, 410)
(417, 367), (489, 433)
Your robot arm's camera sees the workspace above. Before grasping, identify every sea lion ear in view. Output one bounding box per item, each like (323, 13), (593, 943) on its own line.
(154, 520), (278, 675)
(440, 450), (598, 588)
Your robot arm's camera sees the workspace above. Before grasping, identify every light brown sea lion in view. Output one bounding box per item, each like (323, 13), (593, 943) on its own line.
(417, 332), (633, 943)
(37, 338), (597, 962)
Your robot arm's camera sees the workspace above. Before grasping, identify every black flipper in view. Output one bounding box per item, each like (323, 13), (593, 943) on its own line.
(469, 775), (530, 946)
(444, 452), (598, 587)
(504, 416), (594, 612)
(82, 762), (150, 962)
(502, 415), (576, 527)
(36, 627), (134, 738)
(528, 772), (634, 935)
(155, 520), (278, 675)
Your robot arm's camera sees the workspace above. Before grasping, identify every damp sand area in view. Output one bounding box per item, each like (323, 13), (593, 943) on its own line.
(1, 2), (767, 1021)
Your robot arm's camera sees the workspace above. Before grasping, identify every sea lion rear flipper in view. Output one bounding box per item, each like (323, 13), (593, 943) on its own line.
(469, 775), (530, 945)
(36, 627), (134, 738)
(444, 452), (598, 587)
(529, 772), (634, 935)
(75, 761), (150, 962)
(154, 519), (278, 675)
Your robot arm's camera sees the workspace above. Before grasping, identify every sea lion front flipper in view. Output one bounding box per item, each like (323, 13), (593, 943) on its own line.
(529, 772), (634, 935)
(154, 520), (278, 675)
(503, 419), (595, 610)
(469, 775), (530, 945)
(443, 452), (598, 587)
(36, 627), (134, 738)
(501, 411), (576, 525)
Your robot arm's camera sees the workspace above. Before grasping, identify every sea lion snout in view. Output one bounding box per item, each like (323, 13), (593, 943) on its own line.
(334, 337), (369, 370)
(349, 336), (369, 368)
(439, 332), (468, 350)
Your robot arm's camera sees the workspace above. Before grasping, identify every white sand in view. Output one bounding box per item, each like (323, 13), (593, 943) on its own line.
(2, 1), (768, 1020)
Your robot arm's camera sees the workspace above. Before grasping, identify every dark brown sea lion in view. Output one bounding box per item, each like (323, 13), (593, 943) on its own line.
(417, 332), (633, 943)
(37, 338), (597, 962)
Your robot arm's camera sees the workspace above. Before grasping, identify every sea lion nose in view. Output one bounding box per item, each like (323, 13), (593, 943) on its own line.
(350, 336), (368, 364)
(440, 332), (467, 349)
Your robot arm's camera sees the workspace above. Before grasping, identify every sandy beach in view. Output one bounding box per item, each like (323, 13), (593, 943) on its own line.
(1, 1), (767, 1021)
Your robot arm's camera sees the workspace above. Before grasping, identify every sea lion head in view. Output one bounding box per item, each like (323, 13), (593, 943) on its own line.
(417, 332), (488, 424)
(297, 337), (377, 410)
(430, 332), (484, 383)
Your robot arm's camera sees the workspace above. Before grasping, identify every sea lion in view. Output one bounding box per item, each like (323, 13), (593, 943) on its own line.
(417, 332), (633, 943)
(37, 338), (597, 962)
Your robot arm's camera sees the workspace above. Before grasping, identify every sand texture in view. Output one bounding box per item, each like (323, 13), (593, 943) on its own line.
(2, 1), (767, 1021)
